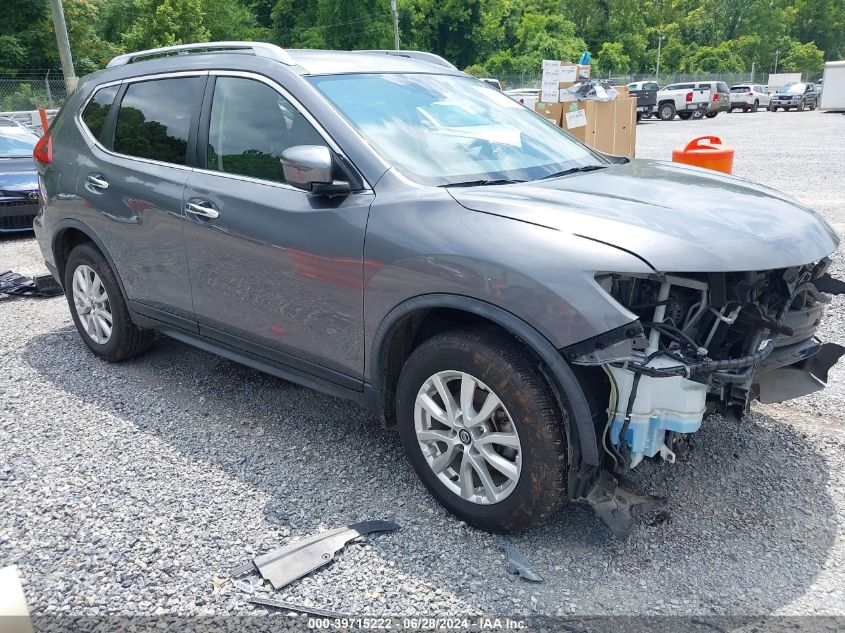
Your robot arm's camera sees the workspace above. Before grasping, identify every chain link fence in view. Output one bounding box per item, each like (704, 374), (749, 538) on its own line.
(493, 70), (822, 91)
(0, 73), (68, 112)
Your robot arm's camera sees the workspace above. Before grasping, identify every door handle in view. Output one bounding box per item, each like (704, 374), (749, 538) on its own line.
(185, 201), (220, 219)
(86, 174), (109, 190)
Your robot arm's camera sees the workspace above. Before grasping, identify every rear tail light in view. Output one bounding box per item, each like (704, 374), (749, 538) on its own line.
(33, 134), (52, 164)
(713, 94), (719, 101)
(685, 91), (693, 102)
(747, 92), (754, 96)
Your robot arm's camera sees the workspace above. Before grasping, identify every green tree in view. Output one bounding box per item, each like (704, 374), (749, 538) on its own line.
(271, 0), (392, 50)
(0, 35), (28, 75)
(595, 41), (630, 73)
(403, 0), (483, 70)
(781, 41), (825, 77)
(463, 63), (490, 77)
(123, 0), (212, 49)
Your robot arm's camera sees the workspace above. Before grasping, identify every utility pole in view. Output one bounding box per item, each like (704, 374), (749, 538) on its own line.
(655, 35), (664, 79)
(750, 61), (755, 83)
(773, 49), (779, 74)
(390, 0), (400, 50)
(49, 0), (78, 94)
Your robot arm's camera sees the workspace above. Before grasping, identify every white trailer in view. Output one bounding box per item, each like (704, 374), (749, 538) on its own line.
(820, 60), (845, 112)
(767, 72), (802, 91)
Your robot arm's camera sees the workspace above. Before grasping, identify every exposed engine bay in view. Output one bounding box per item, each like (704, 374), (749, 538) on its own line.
(570, 258), (845, 472)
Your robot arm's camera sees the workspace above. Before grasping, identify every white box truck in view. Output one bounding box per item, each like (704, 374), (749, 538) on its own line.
(820, 61), (845, 112)
(767, 72), (802, 91)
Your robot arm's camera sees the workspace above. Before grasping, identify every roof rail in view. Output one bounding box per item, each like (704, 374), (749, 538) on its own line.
(357, 50), (458, 70)
(107, 41), (295, 68)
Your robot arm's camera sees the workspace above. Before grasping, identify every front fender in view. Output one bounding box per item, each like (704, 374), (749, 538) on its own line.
(368, 292), (599, 469)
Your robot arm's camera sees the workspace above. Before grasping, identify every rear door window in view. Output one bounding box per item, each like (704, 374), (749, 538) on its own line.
(80, 85), (119, 141)
(113, 76), (205, 165)
(204, 76), (325, 184)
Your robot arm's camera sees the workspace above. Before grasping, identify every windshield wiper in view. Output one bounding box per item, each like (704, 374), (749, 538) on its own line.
(443, 178), (527, 188)
(541, 165), (608, 180)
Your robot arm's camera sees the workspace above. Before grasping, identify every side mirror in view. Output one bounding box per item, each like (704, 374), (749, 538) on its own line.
(281, 145), (350, 195)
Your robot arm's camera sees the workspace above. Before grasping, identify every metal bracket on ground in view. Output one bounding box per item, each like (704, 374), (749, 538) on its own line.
(232, 520), (400, 591)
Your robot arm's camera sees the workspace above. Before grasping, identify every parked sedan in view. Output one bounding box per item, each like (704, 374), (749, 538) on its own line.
(769, 83), (819, 111)
(729, 84), (771, 112)
(0, 119), (40, 233)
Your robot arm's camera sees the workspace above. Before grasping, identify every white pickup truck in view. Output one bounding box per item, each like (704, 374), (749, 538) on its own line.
(655, 83), (710, 120)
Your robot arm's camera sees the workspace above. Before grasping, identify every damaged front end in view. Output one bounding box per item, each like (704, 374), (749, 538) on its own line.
(568, 259), (844, 473)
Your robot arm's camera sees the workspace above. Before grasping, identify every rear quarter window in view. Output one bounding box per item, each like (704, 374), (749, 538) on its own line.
(80, 85), (119, 141)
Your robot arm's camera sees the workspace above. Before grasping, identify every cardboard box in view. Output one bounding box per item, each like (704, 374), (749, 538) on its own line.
(534, 101), (566, 125)
(556, 98), (637, 158)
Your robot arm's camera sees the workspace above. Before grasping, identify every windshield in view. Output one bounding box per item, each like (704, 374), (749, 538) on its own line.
(0, 129), (38, 158)
(780, 84), (805, 94)
(308, 73), (603, 186)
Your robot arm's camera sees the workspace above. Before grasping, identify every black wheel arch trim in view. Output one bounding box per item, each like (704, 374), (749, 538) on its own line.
(367, 293), (600, 468)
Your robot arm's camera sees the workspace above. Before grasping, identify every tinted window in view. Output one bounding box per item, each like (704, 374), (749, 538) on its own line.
(207, 77), (324, 184)
(81, 85), (118, 140)
(731, 86), (750, 93)
(114, 77), (204, 165)
(717, 82), (730, 93)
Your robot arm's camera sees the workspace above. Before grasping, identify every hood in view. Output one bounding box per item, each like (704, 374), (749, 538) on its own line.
(448, 159), (839, 272)
(0, 157), (38, 194)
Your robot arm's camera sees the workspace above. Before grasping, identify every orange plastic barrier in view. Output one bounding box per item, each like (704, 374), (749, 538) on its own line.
(672, 135), (734, 174)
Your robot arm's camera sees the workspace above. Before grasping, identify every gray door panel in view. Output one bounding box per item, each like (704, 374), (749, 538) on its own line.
(78, 148), (194, 323)
(182, 173), (372, 379)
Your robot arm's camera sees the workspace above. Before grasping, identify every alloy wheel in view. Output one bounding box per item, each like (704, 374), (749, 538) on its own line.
(413, 370), (522, 505)
(72, 264), (113, 344)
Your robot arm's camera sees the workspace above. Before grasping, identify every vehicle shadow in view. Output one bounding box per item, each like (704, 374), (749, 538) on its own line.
(22, 328), (837, 615)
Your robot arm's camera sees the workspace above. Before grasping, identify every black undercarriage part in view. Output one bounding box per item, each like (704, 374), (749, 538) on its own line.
(231, 520), (400, 591)
(0, 270), (62, 297)
(585, 470), (667, 537)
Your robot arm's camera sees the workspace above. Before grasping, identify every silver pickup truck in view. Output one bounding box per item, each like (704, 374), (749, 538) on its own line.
(655, 83), (710, 120)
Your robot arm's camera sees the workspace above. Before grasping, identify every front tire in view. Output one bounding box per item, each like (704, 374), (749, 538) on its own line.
(396, 330), (567, 533)
(64, 243), (154, 362)
(798, 100), (805, 112)
(751, 100), (759, 112)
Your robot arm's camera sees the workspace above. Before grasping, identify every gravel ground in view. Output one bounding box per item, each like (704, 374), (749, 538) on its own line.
(2, 109), (845, 621)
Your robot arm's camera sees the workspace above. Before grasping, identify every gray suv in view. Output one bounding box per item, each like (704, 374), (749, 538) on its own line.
(33, 42), (843, 533)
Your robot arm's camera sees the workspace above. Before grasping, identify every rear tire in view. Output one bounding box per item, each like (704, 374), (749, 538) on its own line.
(396, 330), (568, 533)
(704, 111), (717, 118)
(658, 102), (676, 121)
(751, 100), (759, 113)
(64, 243), (154, 362)
(678, 112), (691, 120)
